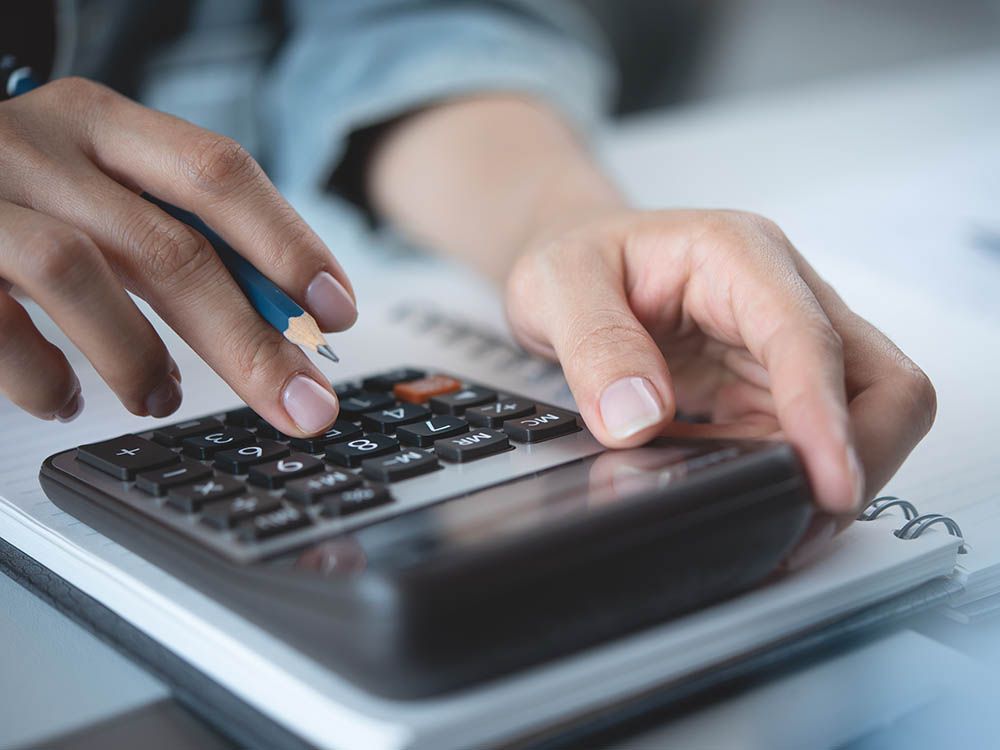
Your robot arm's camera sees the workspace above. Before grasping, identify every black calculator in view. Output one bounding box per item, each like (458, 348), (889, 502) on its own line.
(40, 368), (813, 698)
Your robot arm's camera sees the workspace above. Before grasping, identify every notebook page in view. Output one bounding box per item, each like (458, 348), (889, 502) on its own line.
(0, 204), (964, 749)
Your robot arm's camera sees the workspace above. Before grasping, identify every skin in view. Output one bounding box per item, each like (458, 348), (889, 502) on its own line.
(0, 78), (354, 438)
(367, 94), (937, 517)
(0, 82), (936, 519)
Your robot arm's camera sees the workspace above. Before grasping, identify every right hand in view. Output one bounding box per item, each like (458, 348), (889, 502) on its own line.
(0, 77), (357, 435)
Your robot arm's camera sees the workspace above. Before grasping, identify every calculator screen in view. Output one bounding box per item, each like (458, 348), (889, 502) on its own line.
(292, 439), (741, 576)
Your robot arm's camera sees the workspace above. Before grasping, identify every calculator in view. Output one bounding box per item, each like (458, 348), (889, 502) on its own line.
(39, 368), (813, 698)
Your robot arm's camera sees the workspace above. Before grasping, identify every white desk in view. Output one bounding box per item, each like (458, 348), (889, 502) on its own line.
(3, 50), (999, 749)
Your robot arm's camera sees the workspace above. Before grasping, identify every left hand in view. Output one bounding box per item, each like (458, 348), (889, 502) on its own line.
(505, 208), (936, 515)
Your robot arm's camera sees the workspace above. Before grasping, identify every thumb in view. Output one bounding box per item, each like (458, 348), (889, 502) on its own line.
(508, 250), (675, 447)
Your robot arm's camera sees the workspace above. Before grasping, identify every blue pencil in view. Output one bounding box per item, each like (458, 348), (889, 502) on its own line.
(144, 195), (339, 364)
(4, 64), (338, 364)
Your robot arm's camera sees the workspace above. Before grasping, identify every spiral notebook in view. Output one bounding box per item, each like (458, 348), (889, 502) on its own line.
(0, 252), (988, 750)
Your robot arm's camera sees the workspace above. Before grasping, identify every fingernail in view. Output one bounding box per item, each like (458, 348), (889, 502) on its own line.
(846, 445), (866, 510)
(146, 376), (182, 418)
(56, 391), (85, 423)
(282, 374), (339, 434)
(167, 355), (182, 383)
(306, 271), (357, 332)
(599, 376), (667, 440)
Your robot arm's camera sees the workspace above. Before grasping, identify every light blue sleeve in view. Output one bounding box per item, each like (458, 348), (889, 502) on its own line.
(261, 0), (616, 192)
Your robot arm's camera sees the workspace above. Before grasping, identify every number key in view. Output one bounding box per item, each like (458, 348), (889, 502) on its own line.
(182, 427), (255, 459)
(288, 420), (362, 453)
(360, 403), (431, 434)
(396, 416), (469, 447)
(324, 434), (399, 468)
(247, 453), (324, 489)
(213, 440), (290, 474)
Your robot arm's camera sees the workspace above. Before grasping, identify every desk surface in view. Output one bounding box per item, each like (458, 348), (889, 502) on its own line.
(2, 50), (999, 749)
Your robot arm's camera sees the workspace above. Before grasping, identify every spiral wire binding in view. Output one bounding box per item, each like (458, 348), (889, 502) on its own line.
(858, 495), (919, 522)
(859, 496), (967, 554)
(895, 513), (968, 553)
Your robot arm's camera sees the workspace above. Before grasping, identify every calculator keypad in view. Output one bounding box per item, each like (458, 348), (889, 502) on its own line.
(62, 368), (592, 564)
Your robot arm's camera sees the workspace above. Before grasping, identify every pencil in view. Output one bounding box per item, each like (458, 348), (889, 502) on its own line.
(144, 195), (340, 364)
(2, 63), (339, 364)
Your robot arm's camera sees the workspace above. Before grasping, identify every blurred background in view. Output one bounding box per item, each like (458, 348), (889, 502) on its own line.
(588, 0), (1000, 114)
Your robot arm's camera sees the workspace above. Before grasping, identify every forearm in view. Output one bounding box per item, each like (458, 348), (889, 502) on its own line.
(367, 94), (625, 282)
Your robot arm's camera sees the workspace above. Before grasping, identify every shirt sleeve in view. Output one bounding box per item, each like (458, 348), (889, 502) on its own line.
(261, 0), (616, 193)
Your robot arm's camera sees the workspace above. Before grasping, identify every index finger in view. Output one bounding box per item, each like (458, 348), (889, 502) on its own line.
(85, 88), (358, 333)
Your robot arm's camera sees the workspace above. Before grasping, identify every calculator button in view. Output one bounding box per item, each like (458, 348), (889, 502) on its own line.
(332, 381), (362, 400)
(321, 485), (393, 517)
(166, 477), (246, 513)
(393, 375), (461, 404)
(77, 435), (179, 480)
(503, 409), (579, 443)
(201, 494), (282, 530)
(136, 460), (212, 496)
(396, 416), (469, 447)
(237, 506), (311, 542)
(361, 368), (426, 392)
(288, 420), (362, 452)
(181, 428), (255, 459)
(339, 392), (396, 418)
(247, 453), (324, 489)
(213, 440), (290, 474)
(285, 470), (362, 505)
(324, 434), (400, 467)
(152, 418), (222, 447)
(361, 450), (440, 482)
(255, 419), (292, 440)
(360, 403), (431, 434)
(434, 429), (510, 462)
(466, 399), (535, 429)
(223, 407), (259, 428)
(429, 387), (497, 415)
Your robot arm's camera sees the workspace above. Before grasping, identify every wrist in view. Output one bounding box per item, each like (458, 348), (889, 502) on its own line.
(517, 156), (628, 254)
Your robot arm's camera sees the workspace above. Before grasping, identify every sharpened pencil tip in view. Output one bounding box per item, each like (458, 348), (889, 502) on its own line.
(317, 344), (340, 363)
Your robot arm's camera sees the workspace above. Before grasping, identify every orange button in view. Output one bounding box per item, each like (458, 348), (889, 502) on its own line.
(394, 375), (462, 404)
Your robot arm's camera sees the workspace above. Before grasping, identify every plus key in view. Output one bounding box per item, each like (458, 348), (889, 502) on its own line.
(77, 435), (179, 480)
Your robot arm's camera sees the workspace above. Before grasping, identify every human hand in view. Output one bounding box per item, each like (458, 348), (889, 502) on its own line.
(0, 78), (356, 435)
(506, 208), (936, 514)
